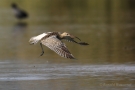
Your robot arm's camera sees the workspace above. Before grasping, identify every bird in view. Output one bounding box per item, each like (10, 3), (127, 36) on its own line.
(29, 32), (89, 59)
(11, 3), (28, 20)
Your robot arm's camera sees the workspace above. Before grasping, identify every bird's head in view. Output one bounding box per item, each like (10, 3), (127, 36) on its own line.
(61, 32), (81, 41)
(11, 3), (17, 8)
(61, 32), (71, 37)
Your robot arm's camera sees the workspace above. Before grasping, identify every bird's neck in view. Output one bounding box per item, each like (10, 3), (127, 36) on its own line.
(58, 33), (65, 39)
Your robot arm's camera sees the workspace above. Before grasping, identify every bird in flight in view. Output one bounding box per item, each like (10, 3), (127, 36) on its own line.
(29, 32), (89, 59)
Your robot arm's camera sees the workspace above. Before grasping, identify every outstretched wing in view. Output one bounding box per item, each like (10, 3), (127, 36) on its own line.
(41, 36), (75, 59)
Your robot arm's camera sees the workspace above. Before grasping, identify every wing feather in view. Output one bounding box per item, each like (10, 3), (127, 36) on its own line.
(41, 36), (75, 59)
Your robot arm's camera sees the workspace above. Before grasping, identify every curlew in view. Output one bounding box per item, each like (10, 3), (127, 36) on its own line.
(29, 32), (89, 59)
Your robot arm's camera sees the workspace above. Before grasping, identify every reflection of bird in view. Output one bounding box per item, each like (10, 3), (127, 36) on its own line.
(11, 3), (28, 20)
(13, 22), (27, 32)
(29, 32), (89, 59)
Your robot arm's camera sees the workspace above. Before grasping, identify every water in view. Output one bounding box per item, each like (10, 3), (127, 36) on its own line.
(0, 0), (135, 90)
(0, 61), (135, 90)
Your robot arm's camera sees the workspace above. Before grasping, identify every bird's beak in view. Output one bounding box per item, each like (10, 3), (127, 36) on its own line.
(70, 35), (81, 41)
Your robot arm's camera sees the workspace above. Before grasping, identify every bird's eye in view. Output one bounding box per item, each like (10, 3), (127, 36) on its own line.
(66, 33), (69, 35)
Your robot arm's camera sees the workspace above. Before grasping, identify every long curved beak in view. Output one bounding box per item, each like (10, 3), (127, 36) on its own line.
(75, 36), (81, 41)
(70, 35), (81, 41)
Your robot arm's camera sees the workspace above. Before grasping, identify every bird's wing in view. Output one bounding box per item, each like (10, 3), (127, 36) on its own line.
(41, 36), (75, 59)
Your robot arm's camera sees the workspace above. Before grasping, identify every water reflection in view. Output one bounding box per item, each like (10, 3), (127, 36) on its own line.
(12, 22), (27, 33)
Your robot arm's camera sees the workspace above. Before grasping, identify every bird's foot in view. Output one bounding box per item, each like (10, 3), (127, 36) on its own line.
(40, 51), (44, 56)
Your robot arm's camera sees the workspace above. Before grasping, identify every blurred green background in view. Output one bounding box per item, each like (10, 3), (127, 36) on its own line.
(0, 0), (135, 90)
(0, 0), (135, 64)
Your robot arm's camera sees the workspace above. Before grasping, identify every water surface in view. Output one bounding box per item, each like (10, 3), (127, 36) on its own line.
(0, 61), (135, 90)
(0, 0), (135, 90)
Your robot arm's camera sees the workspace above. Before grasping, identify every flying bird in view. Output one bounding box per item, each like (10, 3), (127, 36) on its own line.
(11, 3), (28, 20)
(29, 32), (89, 59)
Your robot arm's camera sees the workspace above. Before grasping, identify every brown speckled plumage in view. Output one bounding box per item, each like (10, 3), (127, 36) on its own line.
(29, 32), (89, 59)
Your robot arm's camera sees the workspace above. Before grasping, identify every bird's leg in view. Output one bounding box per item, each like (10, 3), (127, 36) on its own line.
(40, 43), (44, 56)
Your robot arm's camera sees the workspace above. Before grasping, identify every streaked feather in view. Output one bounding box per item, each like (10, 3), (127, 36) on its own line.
(41, 35), (75, 59)
(29, 31), (89, 59)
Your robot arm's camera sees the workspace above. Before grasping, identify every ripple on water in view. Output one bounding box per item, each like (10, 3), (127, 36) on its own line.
(0, 61), (135, 81)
